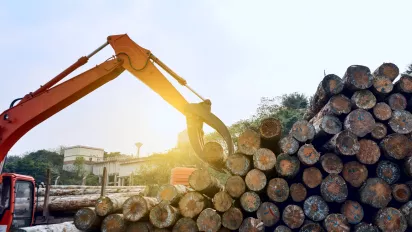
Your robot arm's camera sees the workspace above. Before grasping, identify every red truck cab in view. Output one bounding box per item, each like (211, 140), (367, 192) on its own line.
(0, 173), (36, 231)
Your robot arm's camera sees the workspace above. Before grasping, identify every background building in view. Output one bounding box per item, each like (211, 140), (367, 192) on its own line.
(62, 145), (105, 173)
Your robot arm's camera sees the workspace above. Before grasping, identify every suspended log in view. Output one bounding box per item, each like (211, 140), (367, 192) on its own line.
(303, 195), (329, 221)
(392, 184), (411, 203)
(172, 217), (198, 232)
(380, 133), (412, 160)
(259, 117), (282, 141)
(225, 176), (245, 198)
(320, 153), (343, 174)
(222, 207), (243, 231)
(282, 205), (305, 229)
(359, 178), (392, 208)
(15, 222), (81, 232)
(274, 225), (292, 232)
(373, 62), (399, 81)
(342, 65), (374, 91)
(36, 187), (145, 196)
(375, 207), (407, 232)
(267, 178), (289, 203)
(303, 167), (323, 189)
(256, 202), (280, 227)
(275, 153), (300, 178)
(225, 153), (251, 176)
(376, 160), (400, 185)
(290, 120), (315, 142)
(245, 169), (267, 192)
(279, 136), (299, 155)
(351, 90), (377, 110)
(122, 196), (158, 222)
(178, 192), (210, 218)
(101, 214), (126, 232)
(372, 76), (393, 98)
(74, 207), (102, 232)
(157, 184), (188, 206)
(189, 169), (223, 197)
(253, 148), (276, 172)
(212, 191), (233, 213)
(240, 191), (261, 212)
(342, 161), (368, 188)
(126, 222), (154, 232)
(202, 142), (226, 169)
(323, 214), (350, 232)
(371, 123), (387, 140)
(304, 74), (344, 120)
(239, 217), (264, 232)
(373, 102), (392, 121)
(149, 202), (180, 229)
(196, 208), (221, 232)
(95, 196), (129, 217)
(238, 129), (261, 155)
(323, 130), (360, 156)
(389, 110), (412, 134)
(290, 183), (307, 202)
(320, 174), (348, 203)
(343, 109), (376, 137)
(298, 144), (320, 166)
(394, 74), (412, 93)
(341, 200), (363, 225)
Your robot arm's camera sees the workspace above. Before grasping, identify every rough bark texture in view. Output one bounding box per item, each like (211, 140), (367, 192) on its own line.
(202, 142), (227, 169)
(157, 184), (188, 206)
(290, 120), (315, 142)
(240, 191), (261, 212)
(373, 62), (399, 81)
(275, 153), (300, 178)
(237, 129), (261, 155)
(351, 90), (377, 109)
(149, 202), (180, 229)
(303, 167), (323, 188)
(267, 178), (289, 203)
(245, 169), (267, 192)
(189, 169), (223, 197)
(341, 200), (363, 225)
(178, 192), (210, 219)
(225, 176), (245, 198)
(259, 117), (282, 141)
(344, 109), (376, 137)
(279, 136), (299, 155)
(253, 148), (276, 172)
(225, 153), (251, 176)
(375, 207), (407, 232)
(323, 130), (360, 156)
(371, 122), (387, 140)
(303, 195), (329, 221)
(101, 214), (126, 232)
(290, 183), (307, 202)
(122, 196), (158, 222)
(172, 217), (198, 232)
(222, 207), (243, 230)
(320, 174), (348, 203)
(359, 178), (392, 208)
(342, 161), (368, 188)
(74, 207), (102, 231)
(256, 202), (280, 227)
(282, 205), (305, 229)
(95, 196), (129, 217)
(373, 102), (392, 121)
(343, 65), (374, 91)
(196, 208), (221, 232)
(389, 110), (412, 134)
(212, 191), (233, 212)
(16, 222), (81, 232)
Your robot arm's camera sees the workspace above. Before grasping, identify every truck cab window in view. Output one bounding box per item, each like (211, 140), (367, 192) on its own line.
(11, 181), (33, 228)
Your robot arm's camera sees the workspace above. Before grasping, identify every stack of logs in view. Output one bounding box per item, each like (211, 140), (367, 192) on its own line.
(73, 63), (412, 231)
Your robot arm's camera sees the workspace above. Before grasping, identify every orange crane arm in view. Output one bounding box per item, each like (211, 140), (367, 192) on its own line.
(0, 34), (233, 172)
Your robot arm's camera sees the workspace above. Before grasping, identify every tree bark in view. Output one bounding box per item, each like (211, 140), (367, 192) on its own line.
(240, 191), (261, 212)
(172, 217), (198, 232)
(37, 187), (145, 196)
(375, 207), (407, 232)
(178, 192), (210, 218)
(245, 169), (267, 192)
(297, 144), (320, 166)
(253, 148), (276, 172)
(389, 110), (412, 134)
(282, 205), (305, 229)
(392, 184), (411, 203)
(359, 178), (392, 208)
(237, 129), (261, 155)
(344, 109), (376, 137)
(74, 207), (102, 232)
(157, 184), (188, 206)
(373, 102), (392, 121)
(225, 176), (245, 198)
(371, 122), (388, 140)
(320, 174), (348, 203)
(225, 153), (251, 176)
(202, 142), (226, 169)
(259, 117), (282, 141)
(372, 76), (393, 99)
(212, 191), (233, 213)
(324, 214), (350, 232)
(341, 200), (363, 225)
(320, 153), (343, 174)
(196, 208), (221, 232)
(289, 183), (307, 202)
(222, 207), (243, 230)
(256, 202), (280, 227)
(48, 185), (144, 189)
(278, 136), (299, 155)
(387, 93), (407, 110)
(302, 167), (323, 188)
(394, 74), (412, 93)
(15, 222), (81, 232)
(122, 195), (158, 222)
(290, 120), (315, 142)
(149, 202), (180, 229)
(101, 214), (126, 232)
(376, 160), (400, 185)
(303, 195), (329, 221)
(95, 196), (129, 216)
(342, 65), (374, 91)
(342, 161), (368, 188)
(266, 178), (289, 203)
(351, 90), (377, 110)
(380, 133), (412, 160)
(323, 130), (360, 156)
(189, 169), (223, 197)
(356, 139), (381, 165)
(373, 62), (399, 82)
(275, 154), (300, 179)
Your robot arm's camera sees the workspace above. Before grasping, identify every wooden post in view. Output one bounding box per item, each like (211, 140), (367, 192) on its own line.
(43, 168), (51, 217)
(101, 167), (107, 197)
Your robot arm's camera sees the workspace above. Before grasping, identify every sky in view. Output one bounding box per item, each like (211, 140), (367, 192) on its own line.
(0, 0), (411, 157)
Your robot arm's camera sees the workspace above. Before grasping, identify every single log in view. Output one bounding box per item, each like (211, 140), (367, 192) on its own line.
(359, 178), (392, 208)
(320, 174), (348, 203)
(202, 142), (227, 169)
(282, 205), (305, 229)
(213, 191), (233, 213)
(253, 148), (276, 172)
(267, 178), (289, 203)
(157, 184), (188, 205)
(394, 74), (412, 93)
(290, 183), (307, 202)
(153, 228), (171, 232)
(311, 115), (342, 139)
(376, 160), (401, 185)
(372, 76), (393, 98)
(101, 214), (126, 232)
(375, 207), (407, 232)
(240, 191), (261, 212)
(275, 153), (300, 178)
(323, 130), (360, 156)
(196, 208), (221, 232)
(323, 214), (350, 232)
(245, 169), (267, 192)
(74, 207), (102, 231)
(95, 196), (129, 217)
(372, 102), (392, 121)
(342, 65), (374, 91)
(400, 201), (412, 227)
(305, 74), (344, 120)
(342, 161), (368, 188)
(172, 217), (198, 232)
(222, 207), (243, 230)
(298, 144), (320, 166)
(179, 192), (210, 218)
(279, 136), (299, 155)
(239, 217), (264, 232)
(238, 129), (261, 155)
(380, 133), (412, 160)
(373, 62), (399, 81)
(149, 202), (180, 229)
(123, 196), (158, 222)
(387, 93), (407, 110)
(323, 94), (352, 116)
(259, 117), (282, 141)
(189, 169), (223, 197)
(37, 187), (145, 197)
(371, 123), (387, 140)
(15, 222), (81, 232)
(290, 120), (315, 142)
(300, 223), (324, 232)
(354, 222), (379, 232)
(341, 200), (363, 224)
(351, 90), (377, 109)
(303, 167), (323, 188)
(389, 110), (412, 134)
(392, 184), (411, 203)
(225, 176), (245, 198)
(320, 153), (343, 174)
(48, 185), (144, 189)
(274, 225), (292, 232)
(126, 222), (154, 232)
(344, 109), (376, 137)
(303, 195), (329, 222)
(225, 153), (251, 176)
(405, 156), (412, 177)
(256, 202), (280, 227)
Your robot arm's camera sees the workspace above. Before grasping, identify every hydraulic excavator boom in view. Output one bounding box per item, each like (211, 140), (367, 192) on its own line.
(0, 34), (234, 173)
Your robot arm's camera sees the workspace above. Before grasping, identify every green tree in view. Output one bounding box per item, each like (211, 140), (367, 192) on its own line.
(406, 63), (412, 75)
(73, 157), (86, 177)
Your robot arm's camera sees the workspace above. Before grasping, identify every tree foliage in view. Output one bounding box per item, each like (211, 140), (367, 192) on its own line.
(406, 63), (412, 75)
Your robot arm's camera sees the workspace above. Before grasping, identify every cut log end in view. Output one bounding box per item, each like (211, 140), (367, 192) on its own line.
(341, 200), (364, 225)
(343, 65), (374, 90)
(240, 191), (261, 212)
(257, 202), (280, 227)
(303, 167), (323, 188)
(351, 90), (377, 110)
(290, 120), (315, 142)
(323, 214), (350, 232)
(225, 153), (251, 176)
(172, 217), (198, 232)
(300, 223), (324, 232)
(344, 109), (376, 137)
(245, 169), (267, 192)
(388, 93), (407, 111)
(375, 207), (407, 232)
(380, 133), (412, 160)
(373, 102), (392, 121)
(279, 136), (299, 155)
(290, 183), (307, 202)
(389, 110), (412, 134)
(238, 129), (261, 155)
(342, 161), (368, 188)
(149, 202), (180, 229)
(267, 178), (289, 203)
(101, 214), (126, 232)
(360, 178), (392, 208)
(213, 191), (233, 213)
(329, 94), (352, 115)
(303, 195), (329, 221)
(395, 74), (412, 93)
(253, 148), (276, 171)
(74, 207), (101, 231)
(222, 207), (243, 230)
(259, 117), (282, 141)
(123, 196), (158, 222)
(371, 123), (388, 140)
(282, 205), (305, 229)
(320, 174), (348, 203)
(203, 142), (226, 168)
(157, 184), (187, 205)
(325, 130), (360, 156)
(373, 76), (393, 95)
(225, 176), (245, 198)
(356, 139), (380, 165)
(178, 192), (208, 219)
(239, 217), (264, 232)
(376, 160), (400, 185)
(275, 154), (300, 178)
(274, 225), (292, 232)
(298, 144), (320, 166)
(196, 208), (222, 232)
(392, 184), (411, 203)
(320, 153), (343, 174)
(374, 62), (399, 81)
(189, 169), (222, 197)
(354, 222), (380, 232)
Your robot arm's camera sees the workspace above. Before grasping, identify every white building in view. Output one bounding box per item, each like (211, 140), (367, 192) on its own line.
(62, 145), (105, 173)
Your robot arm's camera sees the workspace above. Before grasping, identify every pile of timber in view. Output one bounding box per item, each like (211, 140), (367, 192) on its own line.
(73, 63), (412, 231)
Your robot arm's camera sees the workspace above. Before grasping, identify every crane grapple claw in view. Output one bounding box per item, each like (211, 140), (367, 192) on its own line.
(185, 100), (234, 172)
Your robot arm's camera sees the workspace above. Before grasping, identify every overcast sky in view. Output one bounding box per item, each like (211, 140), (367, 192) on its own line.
(0, 1), (411, 157)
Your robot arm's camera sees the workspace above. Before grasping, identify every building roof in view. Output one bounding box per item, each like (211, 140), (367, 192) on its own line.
(64, 145), (105, 151)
